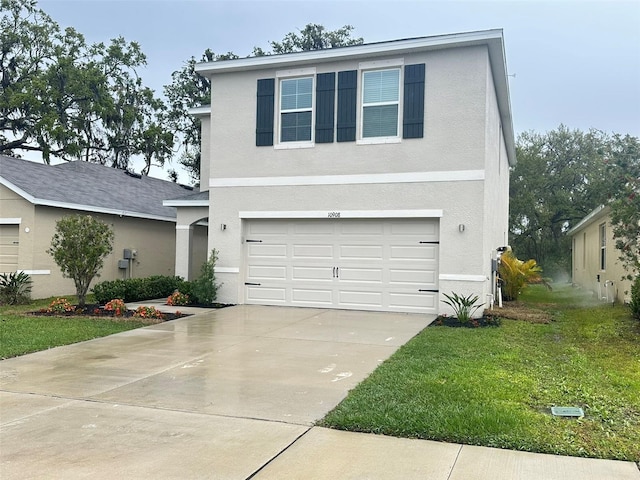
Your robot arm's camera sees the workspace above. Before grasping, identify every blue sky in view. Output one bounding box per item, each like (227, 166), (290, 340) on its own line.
(38, 0), (640, 181)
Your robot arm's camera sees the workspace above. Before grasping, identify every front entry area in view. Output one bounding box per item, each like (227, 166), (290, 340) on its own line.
(243, 218), (439, 313)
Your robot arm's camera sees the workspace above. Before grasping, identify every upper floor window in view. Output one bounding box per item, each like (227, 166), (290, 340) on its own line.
(361, 68), (400, 139)
(280, 77), (313, 143)
(599, 223), (606, 270)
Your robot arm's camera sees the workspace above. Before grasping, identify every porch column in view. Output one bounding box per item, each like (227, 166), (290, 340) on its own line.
(175, 224), (193, 280)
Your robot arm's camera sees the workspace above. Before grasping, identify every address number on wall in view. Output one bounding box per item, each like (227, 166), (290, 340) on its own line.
(327, 212), (341, 218)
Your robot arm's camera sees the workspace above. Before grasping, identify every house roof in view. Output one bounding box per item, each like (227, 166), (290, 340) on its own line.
(163, 190), (209, 207)
(0, 155), (195, 222)
(195, 29), (516, 166)
(567, 205), (610, 236)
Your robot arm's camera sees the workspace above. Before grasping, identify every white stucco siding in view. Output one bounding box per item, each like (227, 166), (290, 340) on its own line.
(480, 53), (511, 305)
(207, 46), (490, 180)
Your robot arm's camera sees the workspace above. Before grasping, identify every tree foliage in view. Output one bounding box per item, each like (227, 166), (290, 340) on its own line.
(164, 24), (363, 183)
(0, 0), (172, 174)
(510, 126), (615, 278)
(510, 126), (639, 280)
(48, 215), (114, 307)
(606, 134), (640, 277)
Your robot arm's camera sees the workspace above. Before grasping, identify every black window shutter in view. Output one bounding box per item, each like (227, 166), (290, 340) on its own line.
(315, 72), (335, 143)
(337, 70), (357, 142)
(403, 64), (425, 139)
(256, 78), (275, 146)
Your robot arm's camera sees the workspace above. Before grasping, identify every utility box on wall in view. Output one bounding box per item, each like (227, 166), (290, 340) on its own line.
(123, 249), (133, 259)
(118, 259), (129, 269)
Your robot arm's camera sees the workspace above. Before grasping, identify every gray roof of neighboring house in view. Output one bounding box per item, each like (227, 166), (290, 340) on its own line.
(0, 155), (197, 221)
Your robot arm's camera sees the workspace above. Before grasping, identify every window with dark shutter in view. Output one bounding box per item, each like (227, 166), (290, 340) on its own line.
(315, 72), (335, 143)
(402, 64), (425, 139)
(337, 70), (357, 142)
(256, 78), (275, 146)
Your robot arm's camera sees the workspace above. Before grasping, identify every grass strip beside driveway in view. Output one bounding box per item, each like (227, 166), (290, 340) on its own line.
(0, 297), (147, 359)
(320, 286), (640, 462)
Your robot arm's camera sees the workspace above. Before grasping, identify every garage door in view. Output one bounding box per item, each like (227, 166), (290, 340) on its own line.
(244, 218), (439, 313)
(0, 225), (19, 273)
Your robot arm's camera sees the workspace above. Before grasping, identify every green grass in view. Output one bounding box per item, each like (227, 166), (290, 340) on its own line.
(320, 285), (640, 461)
(0, 296), (148, 359)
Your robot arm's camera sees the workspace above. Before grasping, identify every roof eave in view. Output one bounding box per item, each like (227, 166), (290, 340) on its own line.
(567, 205), (610, 235)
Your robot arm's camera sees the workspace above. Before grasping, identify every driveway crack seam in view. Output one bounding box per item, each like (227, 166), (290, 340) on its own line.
(244, 426), (312, 479)
(446, 444), (464, 480)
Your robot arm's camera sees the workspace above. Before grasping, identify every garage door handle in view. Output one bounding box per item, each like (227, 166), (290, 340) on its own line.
(418, 289), (439, 293)
(245, 282), (261, 286)
(332, 267), (340, 278)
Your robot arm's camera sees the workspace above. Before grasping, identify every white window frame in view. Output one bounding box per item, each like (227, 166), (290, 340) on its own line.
(357, 59), (403, 145)
(599, 223), (606, 270)
(275, 67), (316, 149)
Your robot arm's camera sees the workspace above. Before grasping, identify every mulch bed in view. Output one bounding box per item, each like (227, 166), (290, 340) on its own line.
(431, 301), (554, 328)
(30, 304), (189, 323)
(430, 315), (501, 328)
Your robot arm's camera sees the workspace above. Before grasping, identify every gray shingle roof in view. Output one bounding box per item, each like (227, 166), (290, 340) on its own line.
(0, 155), (197, 221)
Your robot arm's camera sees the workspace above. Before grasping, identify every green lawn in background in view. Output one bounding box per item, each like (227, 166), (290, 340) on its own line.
(320, 285), (640, 462)
(0, 296), (147, 359)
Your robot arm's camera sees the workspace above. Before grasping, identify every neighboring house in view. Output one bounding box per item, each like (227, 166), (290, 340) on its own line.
(170, 29), (516, 315)
(568, 205), (634, 303)
(0, 155), (207, 299)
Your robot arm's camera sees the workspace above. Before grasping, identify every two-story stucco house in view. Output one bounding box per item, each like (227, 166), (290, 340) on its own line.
(168, 29), (516, 315)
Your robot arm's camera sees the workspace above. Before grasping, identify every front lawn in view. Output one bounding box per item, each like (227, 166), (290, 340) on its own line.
(0, 297), (148, 359)
(320, 285), (640, 461)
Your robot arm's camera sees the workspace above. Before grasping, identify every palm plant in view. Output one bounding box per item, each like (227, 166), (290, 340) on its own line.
(498, 251), (544, 301)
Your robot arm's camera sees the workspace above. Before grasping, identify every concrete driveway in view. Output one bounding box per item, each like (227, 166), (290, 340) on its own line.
(3, 305), (639, 480)
(0, 305), (433, 479)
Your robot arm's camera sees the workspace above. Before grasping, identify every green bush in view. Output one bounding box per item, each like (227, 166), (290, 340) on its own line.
(441, 292), (483, 323)
(498, 251), (544, 301)
(630, 275), (640, 321)
(0, 271), (33, 305)
(191, 250), (219, 305)
(92, 276), (184, 304)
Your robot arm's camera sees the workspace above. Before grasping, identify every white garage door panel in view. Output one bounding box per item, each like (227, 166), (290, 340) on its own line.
(244, 218), (439, 313)
(248, 243), (288, 258)
(389, 292), (437, 310)
(292, 244), (334, 258)
(292, 266), (333, 281)
(340, 290), (383, 308)
(246, 286), (287, 303)
(389, 268), (436, 285)
(248, 265), (287, 280)
(292, 288), (333, 304)
(339, 267), (383, 283)
(340, 245), (384, 259)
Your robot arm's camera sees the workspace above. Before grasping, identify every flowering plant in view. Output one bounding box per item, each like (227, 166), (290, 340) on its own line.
(133, 306), (164, 320)
(47, 298), (74, 314)
(104, 298), (127, 317)
(167, 291), (190, 306)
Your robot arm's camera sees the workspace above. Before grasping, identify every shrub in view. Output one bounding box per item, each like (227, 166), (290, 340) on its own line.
(47, 215), (114, 307)
(498, 251), (544, 301)
(47, 298), (74, 314)
(104, 299), (127, 317)
(133, 306), (164, 320)
(191, 250), (219, 305)
(167, 291), (190, 306)
(92, 276), (185, 304)
(630, 275), (640, 321)
(441, 292), (483, 323)
(0, 271), (32, 305)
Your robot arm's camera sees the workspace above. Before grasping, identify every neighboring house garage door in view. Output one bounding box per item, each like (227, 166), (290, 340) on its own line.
(244, 218), (439, 313)
(0, 225), (19, 273)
